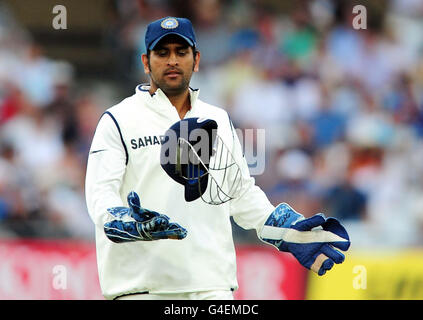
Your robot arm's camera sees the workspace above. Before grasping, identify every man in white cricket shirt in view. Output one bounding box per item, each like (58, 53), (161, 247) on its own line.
(85, 17), (351, 300)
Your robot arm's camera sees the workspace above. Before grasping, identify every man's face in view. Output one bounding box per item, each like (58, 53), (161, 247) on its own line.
(142, 35), (200, 96)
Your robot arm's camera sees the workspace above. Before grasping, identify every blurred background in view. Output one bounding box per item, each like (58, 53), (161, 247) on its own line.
(0, 0), (423, 299)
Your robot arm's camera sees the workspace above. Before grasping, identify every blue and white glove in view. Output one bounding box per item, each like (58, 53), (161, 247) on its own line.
(260, 203), (350, 276)
(104, 191), (188, 243)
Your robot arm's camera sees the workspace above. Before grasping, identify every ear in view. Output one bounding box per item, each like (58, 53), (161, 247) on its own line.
(193, 50), (201, 73)
(141, 53), (150, 74)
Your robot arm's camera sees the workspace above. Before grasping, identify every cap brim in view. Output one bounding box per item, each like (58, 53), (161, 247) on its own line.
(149, 32), (194, 50)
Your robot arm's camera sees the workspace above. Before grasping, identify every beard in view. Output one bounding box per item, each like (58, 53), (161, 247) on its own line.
(152, 74), (191, 96)
(149, 61), (195, 97)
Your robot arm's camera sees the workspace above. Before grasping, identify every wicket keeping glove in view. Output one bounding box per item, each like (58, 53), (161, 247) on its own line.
(259, 203), (350, 276)
(104, 191), (188, 243)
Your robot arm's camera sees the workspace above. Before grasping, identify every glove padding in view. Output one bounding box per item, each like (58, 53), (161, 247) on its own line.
(260, 203), (350, 276)
(104, 191), (187, 243)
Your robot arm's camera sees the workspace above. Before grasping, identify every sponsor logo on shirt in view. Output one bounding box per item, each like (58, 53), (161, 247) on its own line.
(131, 135), (166, 149)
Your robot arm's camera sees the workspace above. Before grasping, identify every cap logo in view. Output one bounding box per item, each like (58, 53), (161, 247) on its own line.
(161, 18), (179, 29)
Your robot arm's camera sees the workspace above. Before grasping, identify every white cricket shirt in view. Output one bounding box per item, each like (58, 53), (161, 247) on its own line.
(85, 84), (275, 299)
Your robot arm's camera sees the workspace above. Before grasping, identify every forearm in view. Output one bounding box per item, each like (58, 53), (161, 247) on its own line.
(230, 176), (275, 233)
(85, 114), (127, 227)
(85, 154), (125, 227)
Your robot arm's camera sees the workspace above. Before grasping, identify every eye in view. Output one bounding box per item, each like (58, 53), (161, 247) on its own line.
(157, 50), (168, 57)
(177, 50), (188, 56)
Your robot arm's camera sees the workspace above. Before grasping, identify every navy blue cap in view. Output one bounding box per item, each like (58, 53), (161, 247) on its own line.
(145, 17), (197, 51)
(160, 118), (218, 202)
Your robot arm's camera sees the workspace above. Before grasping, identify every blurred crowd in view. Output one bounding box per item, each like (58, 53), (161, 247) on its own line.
(0, 2), (103, 239)
(1, 0), (423, 248)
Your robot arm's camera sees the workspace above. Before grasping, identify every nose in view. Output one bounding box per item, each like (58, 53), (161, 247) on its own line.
(167, 52), (178, 66)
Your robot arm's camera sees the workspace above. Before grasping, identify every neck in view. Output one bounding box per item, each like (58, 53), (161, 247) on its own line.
(168, 90), (191, 119)
(149, 83), (191, 119)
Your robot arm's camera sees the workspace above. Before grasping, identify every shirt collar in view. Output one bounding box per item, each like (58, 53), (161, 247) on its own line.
(135, 84), (200, 114)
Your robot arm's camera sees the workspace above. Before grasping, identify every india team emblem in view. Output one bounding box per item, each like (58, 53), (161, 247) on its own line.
(161, 18), (179, 29)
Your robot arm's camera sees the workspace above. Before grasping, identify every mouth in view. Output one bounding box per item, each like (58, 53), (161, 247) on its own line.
(164, 70), (182, 79)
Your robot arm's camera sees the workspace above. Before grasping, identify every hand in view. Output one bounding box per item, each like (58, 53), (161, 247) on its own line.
(104, 191), (188, 243)
(260, 203), (350, 276)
